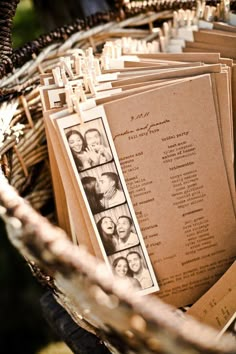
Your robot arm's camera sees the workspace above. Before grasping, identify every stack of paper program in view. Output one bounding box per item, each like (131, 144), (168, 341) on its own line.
(187, 261), (236, 331)
(39, 49), (236, 307)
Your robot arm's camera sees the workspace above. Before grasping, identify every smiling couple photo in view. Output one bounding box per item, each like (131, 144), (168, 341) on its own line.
(111, 248), (153, 290)
(96, 214), (139, 255)
(81, 170), (126, 214)
(66, 126), (112, 172)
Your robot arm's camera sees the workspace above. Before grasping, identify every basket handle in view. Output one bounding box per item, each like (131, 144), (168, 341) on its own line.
(0, 0), (19, 78)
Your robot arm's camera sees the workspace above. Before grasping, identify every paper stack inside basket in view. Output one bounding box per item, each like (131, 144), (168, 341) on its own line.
(38, 17), (236, 336)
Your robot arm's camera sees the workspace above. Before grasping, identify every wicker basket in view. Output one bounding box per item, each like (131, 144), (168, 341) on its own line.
(0, 1), (235, 353)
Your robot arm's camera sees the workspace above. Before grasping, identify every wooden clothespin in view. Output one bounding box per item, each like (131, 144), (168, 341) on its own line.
(60, 57), (74, 79)
(85, 47), (94, 71)
(94, 58), (101, 76)
(222, 0), (230, 22)
(186, 9), (192, 27)
(121, 37), (130, 54)
(114, 43), (122, 59)
(72, 83), (95, 125)
(128, 38), (134, 53)
(146, 42), (152, 54)
(71, 95), (84, 125)
(72, 53), (83, 76)
(61, 67), (69, 85)
(152, 40), (160, 53)
(103, 42), (111, 58)
(173, 11), (178, 29)
(91, 67), (98, 86)
(74, 84), (87, 103)
(147, 40), (160, 54)
(86, 47), (94, 59)
(101, 55), (110, 70)
(159, 36), (167, 53)
(163, 22), (170, 39)
(178, 9), (186, 28)
(65, 84), (74, 113)
(87, 76), (97, 96)
(52, 67), (63, 87)
(196, 0), (206, 19)
(83, 75), (89, 92)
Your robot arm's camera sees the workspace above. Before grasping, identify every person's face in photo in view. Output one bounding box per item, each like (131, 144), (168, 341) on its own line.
(127, 253), (141, 273)
(101, 217), (115, 235)
(95, 180), (101, 194)
(98, 175), (113, 194)
(68, 133), (83, 153)
(86, 130), (101, 149)
(117, 217), (131, 239)
(114, 259), (128, 277)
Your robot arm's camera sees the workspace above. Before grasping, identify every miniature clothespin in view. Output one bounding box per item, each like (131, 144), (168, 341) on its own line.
(83, 71), (97, 94)
(101, 55), (110, 70)
(147, 42), (153, 54)
(72, 53), (83, 76)
(85, 47), (94, 71)
(185, 9), (193, 27)
(65, 84), (74, 113)
(86, 47), (94, 58)
(151, 40), (160, 53)
(121, 37), (130, 54)
(72, 85), (90, 125)
(173, 11), (178, 29)
(87, 76), (97, 96)
(60, 57), (74, 79)
(159, 35), (167, 53)
(90, 67), (98, 86)
(161, 22), (171, 52)
(74, 84), (87, 103)
(61, 67), (69, 85)
(52, 67), (63, 87)
(196, 0), (206, 19)
(94, 58), (101, 76)
(131, 39), (138, 53)
(178, 9), (186, 28)
(222, 0), (230, 22)
(163, 22), (170, 40)
(147, 41), (160, 54)
(71, 95), (84, 125)
(114, 44), (122, 59)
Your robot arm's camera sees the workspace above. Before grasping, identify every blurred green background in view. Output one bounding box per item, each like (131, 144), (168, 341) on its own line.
(12, 0), (43, 48)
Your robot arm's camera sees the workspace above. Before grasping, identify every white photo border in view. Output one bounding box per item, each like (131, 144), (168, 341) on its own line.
(54, 107), (159, 296)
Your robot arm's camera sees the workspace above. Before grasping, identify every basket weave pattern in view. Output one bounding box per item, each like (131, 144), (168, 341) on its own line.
(0, 2), (236, 353)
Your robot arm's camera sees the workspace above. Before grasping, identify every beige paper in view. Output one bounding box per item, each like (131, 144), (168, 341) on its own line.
(111, 64), (222, 87)
(101, 75), (236, 307)
(44, 109), (103, 258)
(187, 262), (236, 330)
(44, 110), (72, 237)
(137, 52), (221, 64)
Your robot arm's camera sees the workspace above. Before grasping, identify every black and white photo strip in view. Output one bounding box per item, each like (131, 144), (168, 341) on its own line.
(64, 118), (113, 173)
(62, 115), (158, 294)
(80, 162), (126, 214)
(94, 204), (140, 256)
(108, 245), (154, 291)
